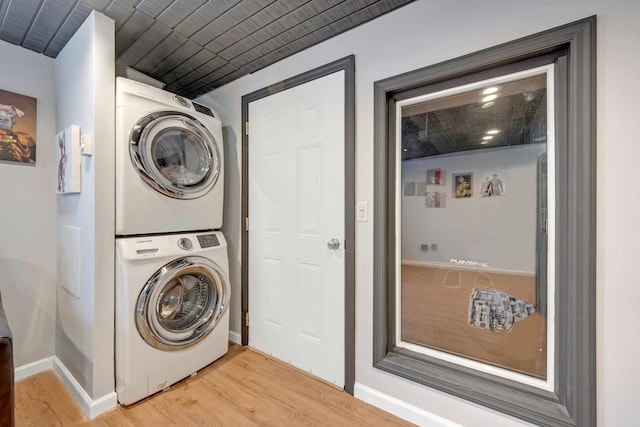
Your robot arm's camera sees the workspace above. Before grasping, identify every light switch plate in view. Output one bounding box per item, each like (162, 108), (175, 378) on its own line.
(356, 201), (369, 222)
(81, 134), (93, 156)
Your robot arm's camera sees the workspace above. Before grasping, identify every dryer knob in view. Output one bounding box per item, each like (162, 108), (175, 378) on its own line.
(177, 238), (193, 250)
(173, 95), (189, 107)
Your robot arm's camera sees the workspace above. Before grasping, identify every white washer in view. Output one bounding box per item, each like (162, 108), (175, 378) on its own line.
(116, 77), (224, 235)
(115, 230), (230, 405)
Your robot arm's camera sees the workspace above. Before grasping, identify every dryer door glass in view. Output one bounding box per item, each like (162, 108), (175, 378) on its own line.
(152, 128), (211, 187)
(136, 256), (230, 351)
(130, 112), (221, 199)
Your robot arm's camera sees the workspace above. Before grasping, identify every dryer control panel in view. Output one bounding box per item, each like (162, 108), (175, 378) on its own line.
(197, 234), (220, 248)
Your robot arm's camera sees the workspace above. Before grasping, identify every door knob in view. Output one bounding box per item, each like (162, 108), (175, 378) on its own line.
(327, 238), (340, 250)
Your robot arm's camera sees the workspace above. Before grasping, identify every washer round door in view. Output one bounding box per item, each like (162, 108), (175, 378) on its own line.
(129, 111), (221, 199)
(136, 256), (230, 351)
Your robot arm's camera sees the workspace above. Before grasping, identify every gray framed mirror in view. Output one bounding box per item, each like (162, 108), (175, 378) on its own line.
(373, 17), (595, 427)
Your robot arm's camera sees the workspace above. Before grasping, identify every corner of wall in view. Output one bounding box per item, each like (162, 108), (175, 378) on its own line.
(53, 9), (116, 406)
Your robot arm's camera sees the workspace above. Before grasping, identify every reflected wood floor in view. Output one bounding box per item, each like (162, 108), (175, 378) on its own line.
(401, 265), (546, 378)
(15, 343), (414, 426)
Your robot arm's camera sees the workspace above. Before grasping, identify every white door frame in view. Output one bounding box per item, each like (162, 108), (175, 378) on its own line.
(241, 55), (355, 394)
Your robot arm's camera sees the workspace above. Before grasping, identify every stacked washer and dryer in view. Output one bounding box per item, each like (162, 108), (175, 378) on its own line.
(114, 77), (230, 405)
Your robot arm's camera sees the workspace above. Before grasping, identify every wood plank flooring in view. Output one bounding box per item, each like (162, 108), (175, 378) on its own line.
(15, 344), (414, 426)
(401, 264), (546, 378)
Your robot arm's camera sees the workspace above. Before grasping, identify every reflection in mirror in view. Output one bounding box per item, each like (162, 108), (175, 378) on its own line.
(396, 66), (554, 385)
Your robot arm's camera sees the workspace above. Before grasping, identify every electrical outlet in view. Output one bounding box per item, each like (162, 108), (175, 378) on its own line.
(420, 244), (429, 251)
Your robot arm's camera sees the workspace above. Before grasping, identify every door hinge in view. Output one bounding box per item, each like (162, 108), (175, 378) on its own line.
(245, 312), (250, 327)
(245, 121), (249, 136)
(245, 216), (250, 231)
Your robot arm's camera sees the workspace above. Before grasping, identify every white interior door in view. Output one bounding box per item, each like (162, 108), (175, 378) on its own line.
(248, 70), (345, 387)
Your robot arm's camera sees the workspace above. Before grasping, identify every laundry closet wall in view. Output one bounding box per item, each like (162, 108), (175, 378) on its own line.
(54, 11), (116, 407)
(0, 39), (56, 369)
(198, 0), (639, 425)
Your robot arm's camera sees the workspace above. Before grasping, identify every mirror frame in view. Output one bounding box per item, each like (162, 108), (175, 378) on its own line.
(372, 17), (596, 426)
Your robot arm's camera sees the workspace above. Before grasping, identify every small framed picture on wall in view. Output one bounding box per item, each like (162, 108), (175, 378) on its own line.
(452, 172), (473, 198)
(426, 191), (446, 208)
(480, 170), (506, 197)
(404, 181), (416, 196)
(427, 168), (446, 186)
(56, 125), (81, 194)
(0, 88), (37, 165)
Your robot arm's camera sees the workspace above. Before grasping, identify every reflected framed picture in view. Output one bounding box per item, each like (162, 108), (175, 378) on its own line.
(0, 88), (37, 165)
(426, 191), (446, 208)
(56, 125), (81, 194)
(452, 172), (472, 198)
(480, 170), (506, 197)
(404, 181), (416, 196)
(427, 168), (446, 186)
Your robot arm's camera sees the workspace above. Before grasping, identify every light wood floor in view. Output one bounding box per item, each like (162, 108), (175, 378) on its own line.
(15, 343), (414, 426)
(401, 265), (547, 378)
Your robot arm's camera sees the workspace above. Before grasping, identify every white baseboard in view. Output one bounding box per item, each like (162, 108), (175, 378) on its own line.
(228, 330), (241, 344)
(52, 357), (117, 419)
(354, 383), (462, 427)
(15, 357), (53, 381)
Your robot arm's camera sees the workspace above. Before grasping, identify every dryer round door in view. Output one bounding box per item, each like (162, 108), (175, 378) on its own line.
(129, 111), (221, 199)
(136, 256), (230, 351)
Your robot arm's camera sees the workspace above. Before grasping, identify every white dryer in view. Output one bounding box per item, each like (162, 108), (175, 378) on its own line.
(116, 77), (224, 235)
(115, 230), (230, 405)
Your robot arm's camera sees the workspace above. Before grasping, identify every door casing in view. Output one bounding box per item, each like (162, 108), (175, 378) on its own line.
(241, 55), (356, 394)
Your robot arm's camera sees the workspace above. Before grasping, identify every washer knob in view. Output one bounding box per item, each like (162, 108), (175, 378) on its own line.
(177, 238), (193, 250)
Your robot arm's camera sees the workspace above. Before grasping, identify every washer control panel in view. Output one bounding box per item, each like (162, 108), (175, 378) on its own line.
(197, 234), (220, 248)
(177, 237), (193, 250)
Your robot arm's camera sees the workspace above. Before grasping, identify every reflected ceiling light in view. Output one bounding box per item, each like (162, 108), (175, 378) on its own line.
(482, 87), (499, 95)
(486, 129), (500, 135)
(403, 148), (408, 152)
(482, 94), (498, 103)
(481, 141), (489, 145)
(481, 101), (495, 109)
(482, 136), (493, 140)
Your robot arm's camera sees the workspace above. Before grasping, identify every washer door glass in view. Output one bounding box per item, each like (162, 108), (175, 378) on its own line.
(136, 256), (229, 351)
(130, 111), (220, 199)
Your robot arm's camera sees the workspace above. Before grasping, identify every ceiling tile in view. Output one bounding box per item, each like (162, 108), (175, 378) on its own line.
(114, 10), (155, 57)
(217, 0), (344, 62)
(104, 1), (136, 31)
(147, 39), (203, 78)
(0, 0), (42, 45)
(117, 20), (173, 66)
(204, 0), (308, 53)
(134, 31), (189, 73)
(190, 0), (275, 46)
(156, 0), (206, 29)
(164, 56), (228, 93)
(0, 0), (416, 97)
(161, 47), (218, 85)
(22, 0), (76, 53)
(172, 0), (240, 38)
(44, 11), (90, 55)
(135, 0), (174, 19)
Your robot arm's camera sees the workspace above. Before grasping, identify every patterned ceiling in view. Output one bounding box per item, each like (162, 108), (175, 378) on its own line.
(0, 0), (414, 98)
(402, 74), (549, 160)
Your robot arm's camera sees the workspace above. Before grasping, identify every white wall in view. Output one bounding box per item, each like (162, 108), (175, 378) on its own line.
(54, 11), (115, 401)
(0, 40), (56, 367)
(199, 0), (639, 425)
(402, 144), (545, 272)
